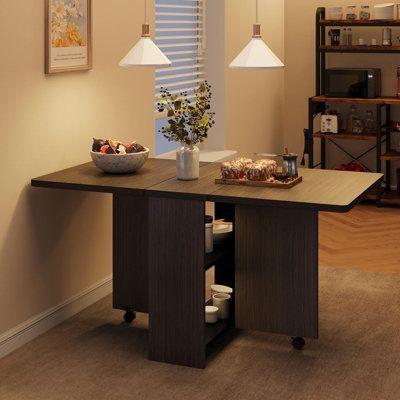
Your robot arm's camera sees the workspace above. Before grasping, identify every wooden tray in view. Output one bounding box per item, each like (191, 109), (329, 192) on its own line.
(215, 175), (303, 189)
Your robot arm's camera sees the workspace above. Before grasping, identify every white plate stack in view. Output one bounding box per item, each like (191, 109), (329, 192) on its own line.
(374, 3), (395, 20)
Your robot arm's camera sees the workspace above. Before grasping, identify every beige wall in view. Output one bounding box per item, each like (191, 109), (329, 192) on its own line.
(0, 0), (285, 339)
(225, 0), (285, 155)
(284, 1), (400, 174)
(0, 0), (155, 335)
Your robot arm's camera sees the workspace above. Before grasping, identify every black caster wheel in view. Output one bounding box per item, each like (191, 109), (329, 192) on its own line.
(123, 310), (136, 324)
(291, 337), (305, 350)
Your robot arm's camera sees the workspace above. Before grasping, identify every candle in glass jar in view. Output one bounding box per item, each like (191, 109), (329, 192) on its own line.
(360, 5), (370, 20)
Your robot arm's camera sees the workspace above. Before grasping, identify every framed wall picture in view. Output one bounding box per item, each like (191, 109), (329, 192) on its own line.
(45, 0), (92, 74)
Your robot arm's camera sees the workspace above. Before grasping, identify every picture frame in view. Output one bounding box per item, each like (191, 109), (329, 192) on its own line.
(45, 0), (92, 74)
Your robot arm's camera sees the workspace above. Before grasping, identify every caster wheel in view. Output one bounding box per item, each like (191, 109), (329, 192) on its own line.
(123, 310), (136, 324)
(292, 337), (305, 350)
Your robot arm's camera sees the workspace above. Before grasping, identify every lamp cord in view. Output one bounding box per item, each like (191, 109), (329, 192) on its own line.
(256, 0), (259, 23)
(144, 0), (147, 23)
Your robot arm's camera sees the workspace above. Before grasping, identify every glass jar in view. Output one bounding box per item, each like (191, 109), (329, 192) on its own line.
(346, 5), (358, 20)
(352, 118), (364, 134)
(364, 110), (375, 134)
(360, 5), (371, 20)
(347, 105), (360, 132)
(176, 142), (200, 180)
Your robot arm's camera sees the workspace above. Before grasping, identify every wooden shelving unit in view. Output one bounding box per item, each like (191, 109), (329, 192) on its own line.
(306, 7), (400, 207)
(320, 45), (400, 53)
(313, 95), (400, 105)
(313, 131), (377, 141)
(203, 204), (235, 352)
(320, 19), (400, 26)
(367, 191), (400, 205)
(381, 150), (400, 161)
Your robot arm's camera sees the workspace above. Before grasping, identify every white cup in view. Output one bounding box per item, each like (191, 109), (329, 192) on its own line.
(358, 38), (365, 45)
(205, 306), (218, 324)
(371, 38), (378, 46)
(212, 293), (231, 319)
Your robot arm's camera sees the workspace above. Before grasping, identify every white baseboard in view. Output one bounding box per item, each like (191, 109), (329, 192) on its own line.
(0, 275), (113, 359)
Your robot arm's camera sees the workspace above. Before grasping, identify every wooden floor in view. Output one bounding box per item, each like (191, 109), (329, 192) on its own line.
(319, 204), (400, 273)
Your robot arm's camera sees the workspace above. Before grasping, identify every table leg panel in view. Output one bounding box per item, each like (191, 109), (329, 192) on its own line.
(235, 205), (318, 339)
(113, 194), (149, 313)
(149, 197), (206, 368)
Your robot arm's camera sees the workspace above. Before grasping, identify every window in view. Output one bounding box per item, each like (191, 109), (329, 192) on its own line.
(154, 0), (206, 155)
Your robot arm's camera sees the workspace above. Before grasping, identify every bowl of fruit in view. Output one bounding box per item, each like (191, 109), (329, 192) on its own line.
(91, 138), (149, 174)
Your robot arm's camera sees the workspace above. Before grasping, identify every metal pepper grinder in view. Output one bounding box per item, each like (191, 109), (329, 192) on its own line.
(282, 153), (299, 178)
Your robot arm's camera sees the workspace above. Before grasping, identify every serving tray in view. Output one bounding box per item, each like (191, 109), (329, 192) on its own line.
(215, 175), (303, 189)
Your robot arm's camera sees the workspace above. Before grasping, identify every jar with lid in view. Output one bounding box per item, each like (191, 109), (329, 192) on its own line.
(359, 5), (371, 20)
(205, 215), (214, 254)
(346, 5), (358, 20)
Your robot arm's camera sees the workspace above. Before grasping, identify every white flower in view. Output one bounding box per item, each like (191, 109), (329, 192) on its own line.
(51, 14), (67, 38)
(51, 0), (67, 18)
(66, 4), (78, 18)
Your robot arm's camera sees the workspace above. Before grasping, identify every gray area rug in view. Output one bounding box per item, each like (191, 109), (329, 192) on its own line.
(1, 266), (400, 400)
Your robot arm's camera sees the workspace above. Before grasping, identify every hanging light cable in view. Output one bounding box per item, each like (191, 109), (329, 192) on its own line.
(119, 0), (171, 68)
(229, 0), (284, 69)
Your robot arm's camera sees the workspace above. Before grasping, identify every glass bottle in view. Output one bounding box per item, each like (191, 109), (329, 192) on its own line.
(347, 28), (353, 45)
(342, 28), (348, 45)
(346, 5), (357, 20)
(364, 110), (375, 134)
(360, 5), (371, 20)
(347, 105), (360, 133)
(352, 117), (364, 134)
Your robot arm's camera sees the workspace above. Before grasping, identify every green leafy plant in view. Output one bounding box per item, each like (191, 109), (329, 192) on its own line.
(156, 81), (216, 146)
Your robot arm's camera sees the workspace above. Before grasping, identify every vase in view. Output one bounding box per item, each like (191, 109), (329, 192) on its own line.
(176, 143), (200, 180)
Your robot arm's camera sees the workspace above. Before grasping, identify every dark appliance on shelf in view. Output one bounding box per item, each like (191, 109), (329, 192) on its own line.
(325, 68), (381, 98)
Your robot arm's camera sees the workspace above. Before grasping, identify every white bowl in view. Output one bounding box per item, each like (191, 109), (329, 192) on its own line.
(90, 148), (149, 174)
(213, 223), (233, 244)
(210, 284), (233, 296)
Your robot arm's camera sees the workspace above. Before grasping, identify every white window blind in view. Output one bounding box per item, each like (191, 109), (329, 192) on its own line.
(155, 0), (206, 105)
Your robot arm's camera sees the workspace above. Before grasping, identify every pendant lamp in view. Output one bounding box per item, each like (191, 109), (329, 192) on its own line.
(119, 0), (171, 68)
(229, 0), (284, 69)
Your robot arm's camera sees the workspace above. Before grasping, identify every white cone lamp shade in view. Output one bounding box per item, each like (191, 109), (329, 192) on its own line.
(119, 23), (171, 68)
(230, 25), (284, 69)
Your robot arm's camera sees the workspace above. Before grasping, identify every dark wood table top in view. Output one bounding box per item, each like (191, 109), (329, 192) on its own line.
(32, 159), (383, 211)
(209, 168), (382, 211)
(31, 159), (181, 194)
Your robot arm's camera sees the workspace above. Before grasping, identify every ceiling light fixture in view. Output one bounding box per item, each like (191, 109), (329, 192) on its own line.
(119, 0), (171, 68)
(229, 0), (284, 69)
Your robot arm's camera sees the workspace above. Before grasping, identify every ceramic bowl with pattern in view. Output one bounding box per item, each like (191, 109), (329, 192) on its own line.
(90, 148), (149, 174)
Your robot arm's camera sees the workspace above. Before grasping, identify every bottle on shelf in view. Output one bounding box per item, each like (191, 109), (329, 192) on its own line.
(347, 28), (353, 45)
(346, 105), (363, 133)
(364, 110), (375, 134)
(342, 28), (348, 45)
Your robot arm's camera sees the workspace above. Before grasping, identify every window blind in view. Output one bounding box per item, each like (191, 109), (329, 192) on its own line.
(155, 0), (206, 105)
